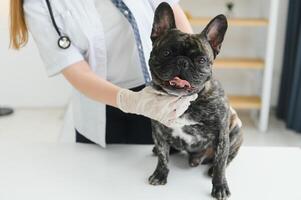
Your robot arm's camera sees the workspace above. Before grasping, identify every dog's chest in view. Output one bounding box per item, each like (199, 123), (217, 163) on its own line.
(167, 116), (213, 151)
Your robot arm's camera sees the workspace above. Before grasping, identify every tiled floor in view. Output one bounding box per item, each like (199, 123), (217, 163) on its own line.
(0, 108), (301, 147)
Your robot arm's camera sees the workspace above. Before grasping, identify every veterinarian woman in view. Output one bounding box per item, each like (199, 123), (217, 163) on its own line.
(9, 0), (195, 147)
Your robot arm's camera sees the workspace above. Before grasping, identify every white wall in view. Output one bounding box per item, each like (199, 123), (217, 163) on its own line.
(0, 0), (288, 108)
(270, 0), (289, 107)
(0, 0), (71, 108)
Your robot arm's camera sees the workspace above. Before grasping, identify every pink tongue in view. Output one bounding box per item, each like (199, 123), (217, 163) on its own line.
(169, 76), (191, 88)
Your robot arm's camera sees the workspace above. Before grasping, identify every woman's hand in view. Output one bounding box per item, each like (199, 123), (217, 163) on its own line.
(62, 60), (197, 127)
(117, 86), (198, 127)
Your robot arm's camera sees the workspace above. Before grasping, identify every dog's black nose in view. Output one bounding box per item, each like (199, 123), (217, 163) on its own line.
(177, 58), (189, 69)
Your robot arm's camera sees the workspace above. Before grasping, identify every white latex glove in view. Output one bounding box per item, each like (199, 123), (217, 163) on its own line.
(116, 86), (198, 127)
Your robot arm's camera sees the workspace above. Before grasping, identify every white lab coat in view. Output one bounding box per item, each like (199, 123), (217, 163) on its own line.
(23, 0), (178, 147)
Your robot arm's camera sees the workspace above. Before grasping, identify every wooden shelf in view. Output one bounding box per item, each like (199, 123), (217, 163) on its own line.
(185, 13), (269, 27)
(229, 95), (261, 110)
(214, 58), (265, 69)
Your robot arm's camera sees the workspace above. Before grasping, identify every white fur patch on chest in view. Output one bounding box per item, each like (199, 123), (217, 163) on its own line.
(170, 127), (194, 144)
(169, 116), (201, 144)
(170, 116), (198, 127)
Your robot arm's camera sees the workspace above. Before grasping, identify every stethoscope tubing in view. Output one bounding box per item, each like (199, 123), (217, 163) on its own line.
(45, 0), (61, 37)
(45, 0), (71, 49)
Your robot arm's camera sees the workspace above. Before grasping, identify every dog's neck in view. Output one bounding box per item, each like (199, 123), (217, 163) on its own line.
(192, 80), (214, 103)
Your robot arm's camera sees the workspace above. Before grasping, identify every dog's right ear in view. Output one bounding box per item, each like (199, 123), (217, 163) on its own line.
(151, 2), (176, 43)
(201, 14), (228, 58)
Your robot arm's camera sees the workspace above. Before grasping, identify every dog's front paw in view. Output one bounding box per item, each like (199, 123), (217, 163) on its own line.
(208, 166), (214, 177)
(148, 169), (169, 185)
(189, 156), (201, 167)
(152, 146), (158, 156)
(211, 183), (231, 200)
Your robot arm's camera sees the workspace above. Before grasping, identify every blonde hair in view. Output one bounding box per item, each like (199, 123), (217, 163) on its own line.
(9, 0), (28, 49)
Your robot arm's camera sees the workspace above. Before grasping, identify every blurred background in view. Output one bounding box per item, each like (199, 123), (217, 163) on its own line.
(1, 0), (301, 146)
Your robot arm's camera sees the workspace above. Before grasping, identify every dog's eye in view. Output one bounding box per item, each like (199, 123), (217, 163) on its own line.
(197, 57), (207, 65)
(163, 50), (171, 57)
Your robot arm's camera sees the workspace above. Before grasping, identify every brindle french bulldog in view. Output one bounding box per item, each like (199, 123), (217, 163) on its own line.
(148, 3), (243, 200)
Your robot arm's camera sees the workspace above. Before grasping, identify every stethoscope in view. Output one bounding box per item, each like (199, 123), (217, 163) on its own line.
(45, 0), (71, 49)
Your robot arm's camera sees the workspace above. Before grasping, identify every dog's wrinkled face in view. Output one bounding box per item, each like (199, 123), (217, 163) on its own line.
(149, 3), (228, 96)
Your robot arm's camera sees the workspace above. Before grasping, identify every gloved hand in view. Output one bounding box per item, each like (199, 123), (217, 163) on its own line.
(116, 86), (198, 127)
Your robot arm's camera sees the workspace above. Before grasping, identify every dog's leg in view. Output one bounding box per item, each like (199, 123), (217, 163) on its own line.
(211, 126), (231, 200)
(227, 125), (243, 165)
(152, 146), (180, 156)
(149, 139), (170, 185)
(188, 150), (205, 167)
(149, 122), (170, 185)
(208, 125), (243, 177)
(188, 147), (215, 167)
(227, 108), (243, 166)
(152, 146), (159, 156)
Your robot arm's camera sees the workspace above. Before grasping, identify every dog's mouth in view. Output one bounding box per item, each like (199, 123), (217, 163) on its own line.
(164, 76), (194, 92)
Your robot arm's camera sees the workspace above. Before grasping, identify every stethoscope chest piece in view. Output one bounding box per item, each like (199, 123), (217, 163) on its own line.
(58, 36), (71, 49)
(45, 0), (72, 50)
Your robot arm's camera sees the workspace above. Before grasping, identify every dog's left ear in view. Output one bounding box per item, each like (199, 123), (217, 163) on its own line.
(201, 14), (228, 58)
(151, 2), (176, 43)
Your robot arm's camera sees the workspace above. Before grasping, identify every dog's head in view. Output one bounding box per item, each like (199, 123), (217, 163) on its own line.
(149, 2), (228, 96)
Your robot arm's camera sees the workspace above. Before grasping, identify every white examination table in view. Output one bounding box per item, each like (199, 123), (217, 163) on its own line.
(0, 143), (300, 200)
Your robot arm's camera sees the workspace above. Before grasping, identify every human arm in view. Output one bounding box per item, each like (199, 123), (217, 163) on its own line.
(63, 61), (197, 126)
(62, 60), (120, 107)
(172, 3), (193, 34)
(150, 1), (193, 33)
